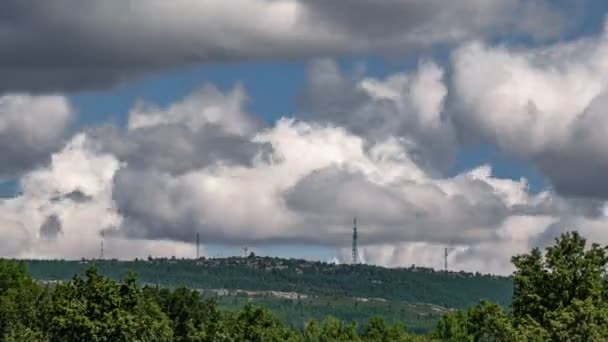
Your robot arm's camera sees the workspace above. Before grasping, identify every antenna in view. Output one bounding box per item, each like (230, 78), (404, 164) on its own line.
(444, 240), (454, 272)
(100, 231), (104, 260)
(352, 218), (359, 264)
(196, 233), (200, 259)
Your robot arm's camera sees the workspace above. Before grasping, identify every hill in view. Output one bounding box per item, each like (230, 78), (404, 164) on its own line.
(25, 256), (512, 333)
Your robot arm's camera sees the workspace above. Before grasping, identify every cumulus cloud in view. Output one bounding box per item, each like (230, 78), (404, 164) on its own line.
(452, 22), (608, 198)
(88, 84), (269, 175)
(0, 133), (197, 259)
(109, 111), (591, 257)
(0, 94), (74, 176)
(0, 0), (572, 93)
(299, 59), (456, 171)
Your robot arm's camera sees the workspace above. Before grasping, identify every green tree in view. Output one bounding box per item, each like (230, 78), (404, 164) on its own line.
(304, 319), (321, 342)
(229, 304), (299, 342)
(0, 260), (50, 340)
(434, 310), (470, 341)
(361, 317), (413, 341)
(319, 316), (360, 342)
(511, 232), (608, 340)
(466, 300), (515, 341)
(47, 268), (173, 342)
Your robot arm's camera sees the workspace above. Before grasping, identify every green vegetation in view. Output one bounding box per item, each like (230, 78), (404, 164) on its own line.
(0, 260), (426, 341)
(433, 231), (608, 341)
(26, 255), (513, 308)
(207, 292), (444, 334)
(1, 231), (607, 340)
(24, 253), (511, 333)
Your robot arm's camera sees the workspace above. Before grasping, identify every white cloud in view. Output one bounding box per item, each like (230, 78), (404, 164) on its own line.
(452, 21), (608, 198)
(112, 109), (584, 267)
(0, 134), (196, 259)
(300, 59), (455, 171)
(128, 83), (259, 136)
(358, 215), (557, 275)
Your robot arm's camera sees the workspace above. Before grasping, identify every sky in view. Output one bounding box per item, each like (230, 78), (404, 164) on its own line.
(3, 0), (608, 275)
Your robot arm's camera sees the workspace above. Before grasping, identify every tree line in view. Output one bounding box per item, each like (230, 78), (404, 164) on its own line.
(1, 231), (608, 341)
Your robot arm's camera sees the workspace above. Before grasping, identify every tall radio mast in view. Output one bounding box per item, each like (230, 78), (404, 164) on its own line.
(100, 231), (104, 260)
(352, 218), (359, 264)
(196, 233), (200, 259)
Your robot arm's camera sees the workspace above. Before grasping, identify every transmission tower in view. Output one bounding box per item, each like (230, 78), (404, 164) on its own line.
(100, 231), (104, 260)
(444, 240), (455, 272)
(196, 233), (200, 259)
(352, 218), (359, 264)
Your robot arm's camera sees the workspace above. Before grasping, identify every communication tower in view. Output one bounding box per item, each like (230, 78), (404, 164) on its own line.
(352, 218), (359, 264)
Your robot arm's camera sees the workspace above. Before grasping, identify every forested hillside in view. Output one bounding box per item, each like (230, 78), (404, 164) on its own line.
(26, 257), (512, 309)
(24, 257), (512, 333)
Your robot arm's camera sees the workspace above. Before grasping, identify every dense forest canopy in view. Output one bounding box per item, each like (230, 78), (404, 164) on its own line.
(1, 231), (607, 340)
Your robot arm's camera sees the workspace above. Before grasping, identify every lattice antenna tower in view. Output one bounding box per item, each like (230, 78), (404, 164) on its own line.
(352, 218), (359, 264)
(100, 231), (104, 260)
(196, 233), (200, 259)
(444, 240), (455, 272)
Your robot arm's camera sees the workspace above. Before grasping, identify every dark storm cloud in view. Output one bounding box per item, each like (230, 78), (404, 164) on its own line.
(0, 0), (573, 93)
(534, 94), (608, 199)
(301, 0), (572, 41)
(88, 124), (271, 175)
(0, 95), (73, 177)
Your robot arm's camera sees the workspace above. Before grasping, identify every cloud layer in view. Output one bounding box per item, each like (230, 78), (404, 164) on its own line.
(0, 0), (572, 93)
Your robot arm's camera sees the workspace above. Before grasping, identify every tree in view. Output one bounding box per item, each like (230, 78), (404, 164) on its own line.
(318, 316), (360, 342)
(230, 304), (299, 342)
(0, 260), (49, 340)
(47, 268), (173, 342)
(433, 310), (470, 341)
(0, 260), (31, 295)
(511, 231), (608, 340)
(466, 300), (515, 341)
(361, 316), (412, 341)
(304, 319), (321, 342)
